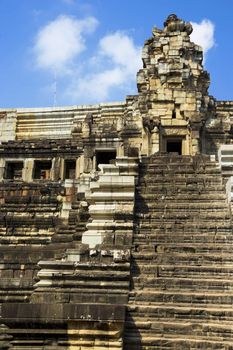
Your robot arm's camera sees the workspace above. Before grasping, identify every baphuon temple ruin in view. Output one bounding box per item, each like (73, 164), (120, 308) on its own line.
(1, 14), (233, 349)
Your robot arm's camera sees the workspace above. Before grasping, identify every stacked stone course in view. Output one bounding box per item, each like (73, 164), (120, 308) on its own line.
(125, 154), (233, 349)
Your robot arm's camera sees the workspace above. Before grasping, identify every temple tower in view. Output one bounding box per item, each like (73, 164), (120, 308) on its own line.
(137, 14), (215, 156)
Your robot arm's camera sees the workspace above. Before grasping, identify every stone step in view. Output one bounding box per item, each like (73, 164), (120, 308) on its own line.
(130, 276), (233, 292)
(137, 187), (226, 196)
(8, 338), (122, 350)
(51, 234), (74, 243)
(133, 243), (233, 253)
(0, 294), (31, 302)
(38, 260), (130, 271)
(135, 212), (231, 221)
(137, 193), (227, 201)
(137, 183), (225, 190)
(158, 264), (233, 277)
(141, 155), (207, 162)
(137, 222), (233, 230)
(0, 233), (52, 240)
(125, 319), (233, 340)
(37, 269), (129, 280)
(139, 179), (223, 191)
(132, 264), (233, 279)
(143, 186), (224, 195)
(0, 228), (54, 236)
(36, 279), (130, 289)
(33, 283), (128, 296)
(0, 278), (34, 288)
(133, 233), (233, 244)
(0, 236), (51, 244)
(0, 205), (58, 212)
(3, 216), (57, 226)
(140, 167), (222, 175)
(131, 252), (233, 264)
(141, 157), (215, 164)
(129, 290), (233, 306)
(136, 218), (232, 227)
(138, 174), (223, 182)
(140, 165), (222, 172)
(141, 164), (221, 171)
(135, 204), (229, 212)
(127, 303), (233, 321)
(56, 228), (76, 234)
(136, 196), (228, 203)
(124, 334), (233, 350)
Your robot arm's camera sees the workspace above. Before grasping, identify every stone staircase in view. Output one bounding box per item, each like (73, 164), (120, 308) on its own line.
(1, 157), (137, 350)
(124, 154), (233, 350)
(0, 179), (92, 349)
(51, 191), (89, 244)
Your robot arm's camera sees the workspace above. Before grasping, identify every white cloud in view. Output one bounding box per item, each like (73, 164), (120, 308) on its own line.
(69, 68), (126, 101)
(190, 19), (215, 61)
(99, 32), (141, 74)
(33, 16), (142, 103)
(33, 15), (98, 74)
(66, 31), (142, 102)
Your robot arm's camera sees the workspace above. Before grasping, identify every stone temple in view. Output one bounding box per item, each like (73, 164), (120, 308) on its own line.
(1, 14), (233, 349)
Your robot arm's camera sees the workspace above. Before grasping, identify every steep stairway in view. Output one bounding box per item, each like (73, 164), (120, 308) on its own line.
(124, 154), (233, 350)
(0, 180), (90, 309)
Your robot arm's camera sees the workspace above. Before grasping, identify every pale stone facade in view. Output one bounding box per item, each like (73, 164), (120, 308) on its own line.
(1, 14), (233, 350)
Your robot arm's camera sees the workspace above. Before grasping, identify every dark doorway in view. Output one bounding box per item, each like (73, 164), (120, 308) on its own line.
(64, 160), (76, 179)
(166, 140), (182, 155)
(5, 162), (23, 180)
(33, 160), (52, 180)
(96, 150), (116, 169)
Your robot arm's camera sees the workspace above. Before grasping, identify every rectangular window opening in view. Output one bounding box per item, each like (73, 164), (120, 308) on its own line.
(172, 110), (176, 119)
(33, 160), (52, 180)
(166, 140), (182, 155)
(5, 161), (23, 180)
(64, 160), (76, 179)
(96, 150), (116, 169)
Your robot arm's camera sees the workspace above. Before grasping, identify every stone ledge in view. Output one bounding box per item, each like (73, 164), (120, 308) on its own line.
(1, 303), (125, 323)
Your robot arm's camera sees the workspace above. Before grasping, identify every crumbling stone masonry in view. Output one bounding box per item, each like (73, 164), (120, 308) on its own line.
(1, 14), (233, 350)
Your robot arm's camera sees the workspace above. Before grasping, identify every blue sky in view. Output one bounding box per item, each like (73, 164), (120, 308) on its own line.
(0, 0), (233, 108)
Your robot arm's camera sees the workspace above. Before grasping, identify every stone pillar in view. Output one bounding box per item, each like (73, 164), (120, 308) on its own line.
(60, 158), (65, 180)
(0, 159), (5, 180)
(151, 126), (160, 155)
(0, 111), (17, 143)
(141, 128), (150, 156)
(77, 155), (84, 178)
(23, 159), (34, 182)
(191, 129), (201, 155)
(51, 157), (61, 181)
